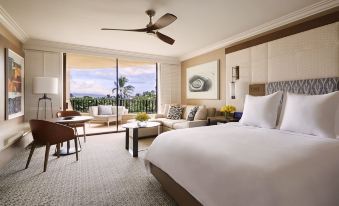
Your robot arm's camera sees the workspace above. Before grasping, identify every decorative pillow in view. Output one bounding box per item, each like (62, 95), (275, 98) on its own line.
(183, 105), (197, 119)
(194, 106), (208, 120)
(279, 92), (339, 139)
(239, 92), (283, 128)
(187, 106), (199, 121)
(98, 105), (113, 115)
(167, 106), (184, 120)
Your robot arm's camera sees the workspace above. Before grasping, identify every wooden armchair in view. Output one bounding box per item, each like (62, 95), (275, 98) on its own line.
(26, 120), (79, 172)
(56, 110), (86, 142)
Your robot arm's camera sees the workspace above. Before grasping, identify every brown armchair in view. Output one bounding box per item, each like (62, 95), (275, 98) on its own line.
(56, 110), (86, 142)
(26, 120), (79, 172)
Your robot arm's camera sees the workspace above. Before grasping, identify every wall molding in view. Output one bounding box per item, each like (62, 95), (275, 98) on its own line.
(180, 0), (339, 61)
(0, 131), (31, 169)
(24, 39), (180, 64)
(225, 11), (339, 54)
(0, 5), (29, 42)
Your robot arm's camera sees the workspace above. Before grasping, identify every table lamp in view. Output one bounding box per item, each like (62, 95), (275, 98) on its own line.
(33, 77), (58, 119)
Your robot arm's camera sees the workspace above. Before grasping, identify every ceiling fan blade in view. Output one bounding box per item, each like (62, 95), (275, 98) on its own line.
(156, 31), (175, 45)
(150, 13), (177, 30)
(101, 28), (148, 32)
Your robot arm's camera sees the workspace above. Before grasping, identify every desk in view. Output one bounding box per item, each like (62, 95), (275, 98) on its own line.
(51, 116), (93, 155)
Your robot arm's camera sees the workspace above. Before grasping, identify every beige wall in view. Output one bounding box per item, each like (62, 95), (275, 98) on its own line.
(181, 48), (225, 110)
(0, 23), (28, 151)
(181, 22), (339, 112)
(225, 22), (339, 111)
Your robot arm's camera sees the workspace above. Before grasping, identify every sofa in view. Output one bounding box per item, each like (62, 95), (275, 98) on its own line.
(152, 104), (216, 132)
(89, 106), (128, 127)
(129, 104), (216, 138)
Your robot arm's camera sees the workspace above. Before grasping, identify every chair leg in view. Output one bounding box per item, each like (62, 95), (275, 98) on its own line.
(44, 143), (50, 172)
(75, 128), (82, 149)
(56, 143), (60, 158)
(74, 138), (79, 161)
(83, 125), (86, 143)
(25, 141), (36, 169)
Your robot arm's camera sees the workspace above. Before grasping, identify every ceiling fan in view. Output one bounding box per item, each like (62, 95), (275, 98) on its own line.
(101, 10), (177, 45)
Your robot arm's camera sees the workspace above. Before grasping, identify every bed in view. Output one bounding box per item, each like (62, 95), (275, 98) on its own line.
(144, 77), (339, 206)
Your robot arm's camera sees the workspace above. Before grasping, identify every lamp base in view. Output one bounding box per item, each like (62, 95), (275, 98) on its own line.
(37, 93), (53, 119)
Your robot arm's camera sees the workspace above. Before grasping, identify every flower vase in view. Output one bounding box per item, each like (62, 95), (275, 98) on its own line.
(225, 112), (232, 120)
(137, 121), (147, 127)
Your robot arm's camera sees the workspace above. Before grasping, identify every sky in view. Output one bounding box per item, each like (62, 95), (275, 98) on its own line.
(70, 64), (156, 97)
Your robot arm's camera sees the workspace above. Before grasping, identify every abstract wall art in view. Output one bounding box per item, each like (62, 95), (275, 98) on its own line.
(5, 49), (24, 120)
(186, 60), (219, 99)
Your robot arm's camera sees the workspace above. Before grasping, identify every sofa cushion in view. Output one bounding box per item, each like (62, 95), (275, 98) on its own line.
(162, 104), (170, 116)
(112, 106), (124, 115)
(167, 105), (184, 120)
(194, 106), (208, 120)
(89, 106), (98, 116)
(98, 105), (113, 115)
(155, 118), (186, 128)
(207, 107), (216, 117)
(187, 106), (199, 121)
(195, 108), (207, 120)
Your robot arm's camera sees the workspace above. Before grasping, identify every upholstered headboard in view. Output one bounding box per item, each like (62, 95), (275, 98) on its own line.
(266, 77), (339, 95)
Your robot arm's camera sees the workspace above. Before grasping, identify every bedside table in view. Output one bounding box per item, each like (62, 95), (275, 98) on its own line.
(207, 116), (239, 126)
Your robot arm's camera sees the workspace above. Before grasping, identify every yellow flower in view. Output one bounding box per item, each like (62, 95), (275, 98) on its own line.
(135, 112), (150, 122)
(220, 105), (236, 113)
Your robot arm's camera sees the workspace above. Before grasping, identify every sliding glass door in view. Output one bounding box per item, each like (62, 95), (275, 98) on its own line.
(115, 59), (157, 132)
(65, 53), (157, 135)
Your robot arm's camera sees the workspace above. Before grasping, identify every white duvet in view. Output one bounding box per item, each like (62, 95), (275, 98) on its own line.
(145, 123), (339, 206)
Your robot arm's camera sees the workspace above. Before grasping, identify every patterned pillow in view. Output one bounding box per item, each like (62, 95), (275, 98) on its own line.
(98, 105), (113, 115)
(167, 106), (184, 120)
(186, 106), (199, 121)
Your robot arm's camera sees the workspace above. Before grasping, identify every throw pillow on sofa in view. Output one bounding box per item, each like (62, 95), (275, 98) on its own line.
(167, 105), (184, 120)
(98, 105), (113, 115)
(187, 106), (199, 121)
(194, 106), (208, 120)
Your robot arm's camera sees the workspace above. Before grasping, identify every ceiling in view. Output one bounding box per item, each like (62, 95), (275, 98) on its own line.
(0, 0), (324, 58)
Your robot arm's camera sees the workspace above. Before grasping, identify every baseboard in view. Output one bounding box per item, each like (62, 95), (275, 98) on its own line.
(0, 132), (32, 169)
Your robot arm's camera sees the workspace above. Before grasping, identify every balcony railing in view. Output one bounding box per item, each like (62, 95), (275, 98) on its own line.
(70, 97), (157, 114)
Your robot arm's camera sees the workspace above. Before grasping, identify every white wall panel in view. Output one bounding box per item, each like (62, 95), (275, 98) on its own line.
(225, 48), (250, 111)
(24, 50), (62, 121)
(225, 22), (339, 112)
(158, 63), (181, 111)
(268, 22), (339, 81)
(251, 43), (268, 83)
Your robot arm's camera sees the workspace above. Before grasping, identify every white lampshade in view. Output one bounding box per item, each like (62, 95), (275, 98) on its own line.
(33, 77), (58, 94)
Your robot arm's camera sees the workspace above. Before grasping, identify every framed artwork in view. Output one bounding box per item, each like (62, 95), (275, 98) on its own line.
(186, 60), (219, 99)
(5, 48), (24, 120)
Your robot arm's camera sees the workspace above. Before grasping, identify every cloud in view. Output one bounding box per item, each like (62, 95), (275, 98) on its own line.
(69, 67), (156, 96)
(119, 66), (156, 76)
(70, 79), (112, 96)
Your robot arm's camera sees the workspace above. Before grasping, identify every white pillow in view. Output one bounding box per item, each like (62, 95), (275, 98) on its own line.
(279, 92), (339, 139)
(239, 92), (283, 128)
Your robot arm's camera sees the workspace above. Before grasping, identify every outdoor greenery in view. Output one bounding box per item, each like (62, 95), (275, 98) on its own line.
(70, 76), (156, 113)
(112, 76), (135, 98)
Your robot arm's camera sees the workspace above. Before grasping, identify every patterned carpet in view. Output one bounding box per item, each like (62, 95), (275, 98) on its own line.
(0, 133), (176, 206)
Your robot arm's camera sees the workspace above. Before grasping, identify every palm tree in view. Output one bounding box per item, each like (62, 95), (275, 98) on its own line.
(112, 76), (135, 98)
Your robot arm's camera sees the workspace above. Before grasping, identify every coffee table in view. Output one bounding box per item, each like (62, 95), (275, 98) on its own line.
(122, 122), (161, 157)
